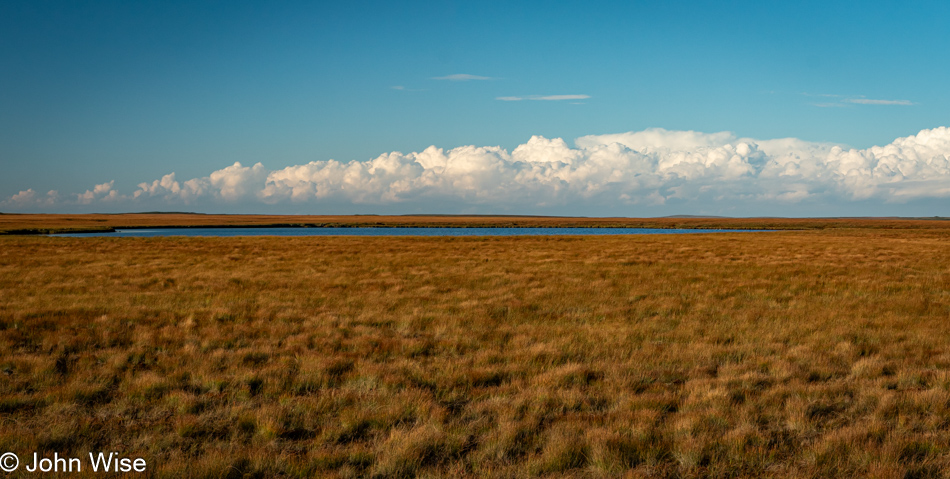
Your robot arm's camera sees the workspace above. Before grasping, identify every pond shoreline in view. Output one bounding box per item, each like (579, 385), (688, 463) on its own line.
(51, 226), (774, 238)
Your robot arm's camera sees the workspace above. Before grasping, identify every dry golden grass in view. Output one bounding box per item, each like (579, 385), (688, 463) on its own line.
(2, 227), (950, 477)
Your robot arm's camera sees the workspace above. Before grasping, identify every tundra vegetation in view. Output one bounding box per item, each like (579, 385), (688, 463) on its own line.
(1, 216), (950, 478)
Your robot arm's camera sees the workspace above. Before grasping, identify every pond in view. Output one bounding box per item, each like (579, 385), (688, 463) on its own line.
(54, 227), (769, 237)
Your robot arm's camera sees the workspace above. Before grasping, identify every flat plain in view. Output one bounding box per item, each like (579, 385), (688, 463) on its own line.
(2, 215), (950, 478)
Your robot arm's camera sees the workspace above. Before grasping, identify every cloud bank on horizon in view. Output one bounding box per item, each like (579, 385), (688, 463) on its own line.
(5, 126), (950, 216)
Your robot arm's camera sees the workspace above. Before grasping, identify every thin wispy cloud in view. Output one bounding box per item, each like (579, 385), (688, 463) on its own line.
(496, 94), (590, 101)
(432, 74), (493, 81)
(805, 93), (916, 107)
(536, 95), (590, 101)
(844, 98), (915, 106)
(390, 85), (426, 92)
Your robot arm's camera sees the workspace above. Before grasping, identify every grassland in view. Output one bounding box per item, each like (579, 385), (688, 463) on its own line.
(2, 220), (950, 477)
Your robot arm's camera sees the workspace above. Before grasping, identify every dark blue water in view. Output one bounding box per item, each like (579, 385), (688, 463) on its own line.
(55, 227), (767, 237)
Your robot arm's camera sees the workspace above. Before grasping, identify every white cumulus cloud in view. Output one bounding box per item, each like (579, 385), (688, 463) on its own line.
(5, 126), (950, 215)
(77, 181), (118, 204)
(2, 189), (58, 207)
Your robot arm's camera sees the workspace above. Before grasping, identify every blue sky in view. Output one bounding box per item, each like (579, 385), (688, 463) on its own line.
(2, 0), (949, 216)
